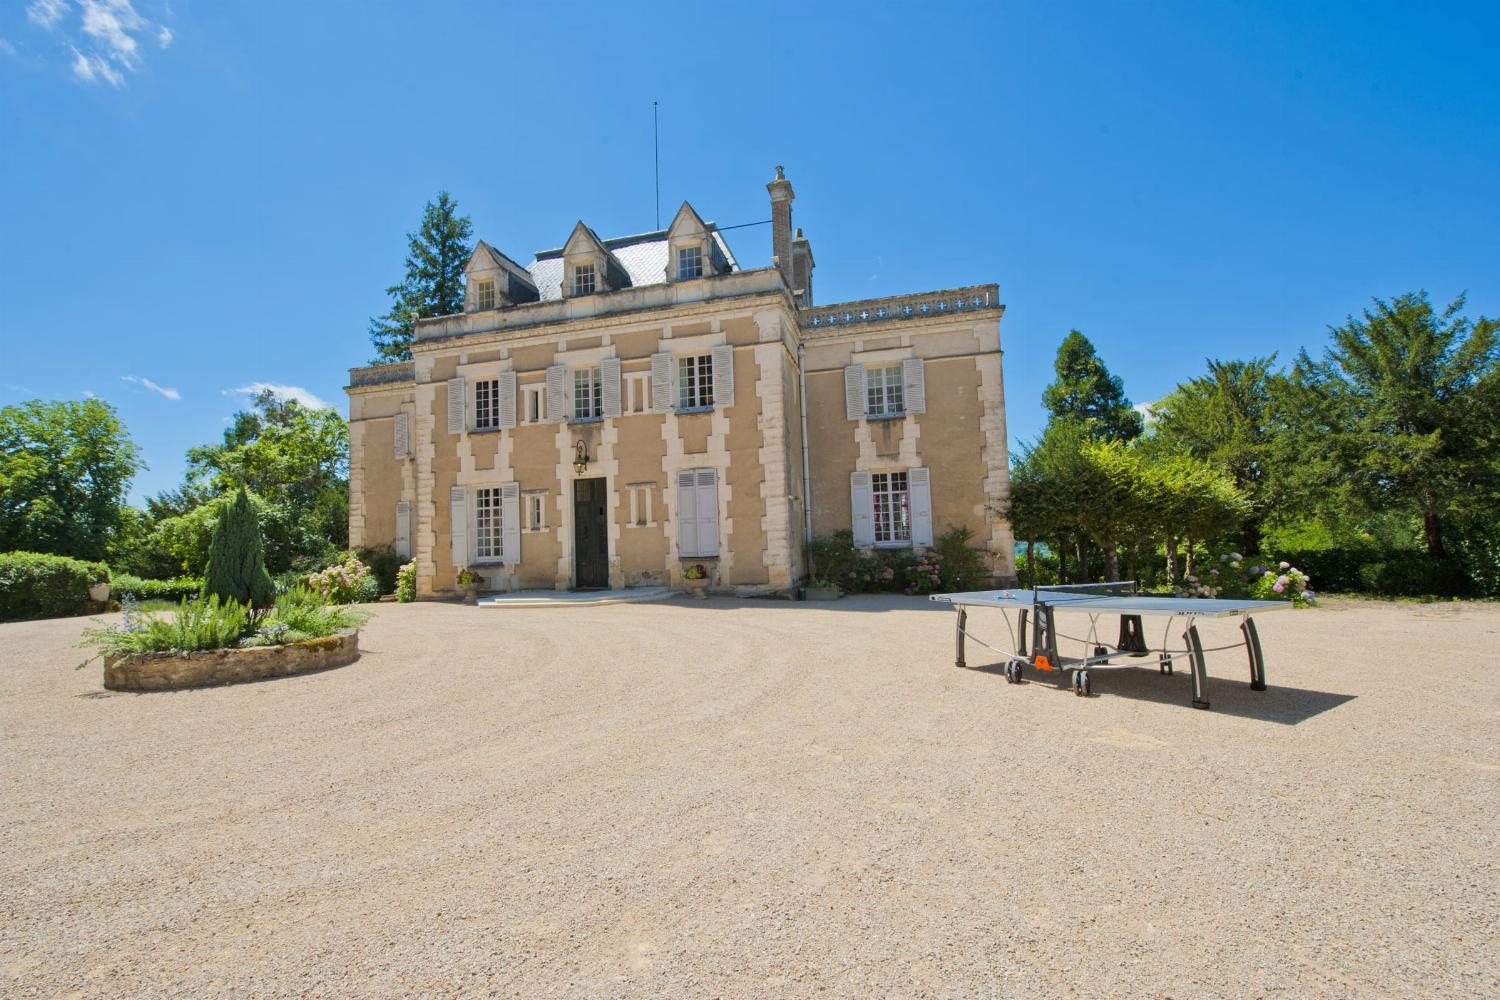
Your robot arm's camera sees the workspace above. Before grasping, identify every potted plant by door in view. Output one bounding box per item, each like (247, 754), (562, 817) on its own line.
(457, 567), (481, 602)
(682, 563), (710, 599)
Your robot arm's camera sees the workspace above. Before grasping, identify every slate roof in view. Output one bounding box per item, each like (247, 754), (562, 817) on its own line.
(526, 226), (740, 301)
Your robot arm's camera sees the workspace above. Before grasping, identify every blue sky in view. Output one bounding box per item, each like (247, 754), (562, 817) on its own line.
(3, 1), (1497, 504)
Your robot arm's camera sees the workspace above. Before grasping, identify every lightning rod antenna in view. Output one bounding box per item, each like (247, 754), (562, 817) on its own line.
(653, 101), (660, 230)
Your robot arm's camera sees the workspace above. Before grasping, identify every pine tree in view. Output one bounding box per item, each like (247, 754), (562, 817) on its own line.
(201, 488), (276, 608)
(1041, 330), (1144, 441)
(369, 192), (475, 363)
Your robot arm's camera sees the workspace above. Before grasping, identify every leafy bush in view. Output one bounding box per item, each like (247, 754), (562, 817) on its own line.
(0, 552), (109, 622)
(1177, 552), (1317, 607)
(80, 594), (252, 660)
(1358, 555), (1471, 598)
(930, 527), (990, 591)
(807, 529), (990, 595)
(395, 562), (416, 603)
(240, 586), (368, 646)
(307, 553), (380, 604)
(807, 531), (862, 590)
(109, 574), (204, 603)
(355, 545), (402, 595)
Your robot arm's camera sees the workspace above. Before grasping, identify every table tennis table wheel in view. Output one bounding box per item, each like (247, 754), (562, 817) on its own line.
(1093, 645), (1108, 658)
(1073, 670), (1091, 697)
(1158, 658), (1173, 675)
(1005, 661), (1023, 684)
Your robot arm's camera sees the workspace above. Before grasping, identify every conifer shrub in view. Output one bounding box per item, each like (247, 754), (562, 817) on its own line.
(201, 488), (276, 609)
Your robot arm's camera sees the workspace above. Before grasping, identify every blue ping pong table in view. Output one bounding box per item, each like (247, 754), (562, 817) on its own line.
(930, 583), (1290, 709)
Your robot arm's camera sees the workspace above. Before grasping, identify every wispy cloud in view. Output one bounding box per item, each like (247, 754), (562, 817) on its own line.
(122, 374), (181, 401)
(1134, 401), (1156, 424)
(25, 1), (173, 88)
(228, 383), (331, 410)
(27, 0), (68, 29)
(0, 38), (18, 57)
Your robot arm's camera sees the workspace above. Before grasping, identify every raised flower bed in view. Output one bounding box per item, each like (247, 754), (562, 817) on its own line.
(104, 629), (360, 691)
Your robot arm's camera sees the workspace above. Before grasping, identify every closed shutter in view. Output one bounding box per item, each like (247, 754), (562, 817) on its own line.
(449, 485), (467, 571)
(498, 370), (517, 429)
(695, 469), (719, 556)
(651, 352), (675, 412)
(909, 467), (934, 546)
(902, 358), (927, 415)
(545, 365), (566, 423)
(602, 357), (622, 418)
(393, 411), (409, 459)
(395, 500), (411, 559)
(844, 364), (866, 421)
(500, 482), (521, 565)
(850, 470), (874, 546)
(676, 470), (698, 556)
(711, 345), (734, 409)
(447, 377), (467, 435)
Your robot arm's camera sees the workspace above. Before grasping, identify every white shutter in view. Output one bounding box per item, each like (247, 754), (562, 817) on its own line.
(902, 358), (927, 415)
(500, 481), (521, 565)
(447, 377), (466, 435)
(676, 470), (698, 555)
(711, 345), (734, 409)
(844, 364), (867, 421)
(395, 501), (411, 558)
(651, 352), (675, 412)
(909, 467), (933, 546)
(449, 485), (467, 571)
(393, 412), (409, 459)
(850, 470), (874, 546)
(545, 365), (566, 423)
(695, 469), (720, 556)
(498, 370), (517, 429)
(602, 357), (622, 419)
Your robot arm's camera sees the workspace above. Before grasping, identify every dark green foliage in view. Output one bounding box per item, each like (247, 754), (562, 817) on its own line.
(369, 192), (474, 363)
(1041, 331), (1144, 442)
(806, 529), (989, 595)
(930, 527), (990, 591)
(0, 552), (109, 622)
(202, 489), (276, 609)
(110, 575), (205, 603)
(1358, 555), (1472, 598)
(355, 545), (402, 595)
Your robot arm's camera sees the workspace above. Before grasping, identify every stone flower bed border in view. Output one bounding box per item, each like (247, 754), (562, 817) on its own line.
(103, 629), (360, 692)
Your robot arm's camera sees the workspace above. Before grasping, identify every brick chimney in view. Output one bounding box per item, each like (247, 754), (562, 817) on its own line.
(767, 165), (795, 290)
(791, 227), (814, 307)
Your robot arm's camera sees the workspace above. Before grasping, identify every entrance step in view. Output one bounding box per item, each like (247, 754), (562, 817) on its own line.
(475, 587), (675, 609)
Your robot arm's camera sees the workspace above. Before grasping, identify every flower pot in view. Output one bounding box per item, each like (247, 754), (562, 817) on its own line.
(806, 587), (842, 602)
(683, 577), (710, 599)
(89, 583), (111, 604)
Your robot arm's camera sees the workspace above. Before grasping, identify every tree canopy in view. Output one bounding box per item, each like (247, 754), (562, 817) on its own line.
(1040, 330), (1144, 441)
(369, 191), (474, 363)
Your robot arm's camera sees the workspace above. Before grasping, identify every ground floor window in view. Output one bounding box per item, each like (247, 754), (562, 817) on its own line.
(474, 487), (502, 560)
(872, 471), (910, 544)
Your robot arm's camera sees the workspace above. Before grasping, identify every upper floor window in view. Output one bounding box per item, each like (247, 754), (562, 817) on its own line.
(573, 366), (603, 420)
(677, 246), (703, 279)
(473, 279), (496, 311)
(867, 364), (904, 417)
(474, 378), (500, 430)
(678, 354), (714, 410)
(572, 263), (596, 296)
(872, 471), (911, 544)
(521, 384), (545, 424)
(624, 371), (651, 414)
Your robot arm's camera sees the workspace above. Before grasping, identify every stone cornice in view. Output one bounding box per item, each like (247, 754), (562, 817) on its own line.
(799, 284), (1003, 339)
(347, 361), (415, 391)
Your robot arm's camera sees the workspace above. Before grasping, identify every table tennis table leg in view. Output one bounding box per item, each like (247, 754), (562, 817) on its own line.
(955, 607), (967, 669)
(1017, 608), (1028, 656)
(1184, 623), (1210, 710)
(1241, 616), (1267, 691)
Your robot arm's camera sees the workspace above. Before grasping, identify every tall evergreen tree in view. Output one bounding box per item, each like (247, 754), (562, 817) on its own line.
(369, 192), (474, 364)
(202, 488), (276, 608)
(1041, 330), (1144, 441)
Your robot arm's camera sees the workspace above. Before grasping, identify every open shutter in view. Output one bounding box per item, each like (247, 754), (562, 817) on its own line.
(651, 352), (675, 412)
(695, 469), (720, 556)
(501, 481), (521, 565)
(711, 345), (734, 409)
(602, 357), (622, 419)
(850, 470), (874, 546)
(449, 486), (467, 572)
(844, 364), (866, 421)
(676, 470), (698, 556)
(393, 411), (410, 459)
(498, 370), (517, 429)
(545, 365), (566, 423)
(447, 377), (467, 434)
(902, 358), (927, 415)
(395, 501), (411, 559)
(909, 467), (933, 546)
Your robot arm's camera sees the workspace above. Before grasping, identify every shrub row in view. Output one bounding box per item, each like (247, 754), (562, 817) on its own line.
(0, 552), (110, 622)
(807, 528), (991, 595)
(110, 574), (205, 603)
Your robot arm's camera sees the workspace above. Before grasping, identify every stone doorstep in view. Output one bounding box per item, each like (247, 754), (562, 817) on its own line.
(475, 587), (675, 609)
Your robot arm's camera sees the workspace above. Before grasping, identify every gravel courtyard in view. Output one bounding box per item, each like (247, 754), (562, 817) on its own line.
(3, 596), (1496, 998)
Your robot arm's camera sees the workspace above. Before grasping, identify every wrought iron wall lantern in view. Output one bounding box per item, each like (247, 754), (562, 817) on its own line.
(573, 440), (590, 475)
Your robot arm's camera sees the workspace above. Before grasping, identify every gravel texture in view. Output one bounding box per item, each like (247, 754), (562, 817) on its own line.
(2, 595), (1496, 998)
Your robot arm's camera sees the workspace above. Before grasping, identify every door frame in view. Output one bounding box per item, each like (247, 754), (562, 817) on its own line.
(572, 476), (610, 590)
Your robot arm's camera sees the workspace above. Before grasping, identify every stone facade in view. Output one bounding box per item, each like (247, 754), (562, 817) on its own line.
(347, 169), (1017, 598)
(103, 630), (361, 691)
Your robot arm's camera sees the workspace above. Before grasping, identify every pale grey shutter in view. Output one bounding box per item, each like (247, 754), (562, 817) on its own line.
(500, 481), (521, 565)
(449, 485), (468, 571)
(844, 364), (866, 421)
(602, 357), (622, 418)
(909, 467), (933, 546)
(498, 370), (517, 429)
(696, 469), (720, 556)
(393, 411), (410, 459)
(545, 365), (566, 423)
(651, 352), (675, 412)
(711, 345), (734, 409)
(395, 500), (411, 559)
(447, 377), (466, 434)
(676, 470), (698, 556)
(902, 358), (926, 415)
(850, 470), (874, 546)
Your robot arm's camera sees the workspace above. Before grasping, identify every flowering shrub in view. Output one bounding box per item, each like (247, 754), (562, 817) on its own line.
(905, 552), (945, 595)
(1250, 560), (1317, 608)
(1175, 552), (1316, 607)
(683, 563), (708, 581)
(307, 553), (379, 605)
(395, 562), (416, 603)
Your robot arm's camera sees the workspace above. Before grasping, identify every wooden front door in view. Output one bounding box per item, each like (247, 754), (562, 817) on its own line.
(573, 478), (609, 589)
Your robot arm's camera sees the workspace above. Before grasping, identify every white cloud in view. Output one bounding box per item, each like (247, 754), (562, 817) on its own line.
(27, 0), (68, 29)
(157, 26), (171, 47)
(0, 38), (18, 57)
(26, 0), (172, 87)
(229, 383), (331, 410)
(1134, 401), (1156, 425)
(121, 374), (181, 400)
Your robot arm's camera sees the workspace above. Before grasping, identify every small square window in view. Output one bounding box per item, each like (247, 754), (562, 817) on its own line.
(473, 279), (496, 311)
(677, 246), (703, 280)
(678, 354), (713, 409)
(573, 367), (602, 420)
(521, 384), (546, 424)
(572, 263), (596, 296)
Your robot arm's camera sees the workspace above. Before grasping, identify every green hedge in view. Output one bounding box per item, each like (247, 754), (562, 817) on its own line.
(110, 574), (205, 603)
(0, 551), (110, 622)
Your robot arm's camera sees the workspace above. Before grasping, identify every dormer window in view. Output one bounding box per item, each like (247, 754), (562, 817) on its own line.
(572, 263), (597, 296)
(677, 246), (704, 280)
(473, 279), (496, 311)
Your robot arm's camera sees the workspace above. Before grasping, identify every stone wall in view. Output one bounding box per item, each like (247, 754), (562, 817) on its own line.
(103, 630), (360, 692)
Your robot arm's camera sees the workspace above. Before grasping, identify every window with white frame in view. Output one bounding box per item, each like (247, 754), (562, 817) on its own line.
(867, 364), (904, 418)
(521, 383), (546, 423)
(473, 487), (503, 560)
(573, 366), (603, 420)
(626, 483), (654, 526)
(473, 279), (496, 311)
(678, 354), (713, 409)
(474, 378), (500, 430)
(872, 471), (911, 544)
(572, 262), (596, 296)
(524, 491), (547, 532)
(624, 371), (651, 414)
(676, 245), (703, 279)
